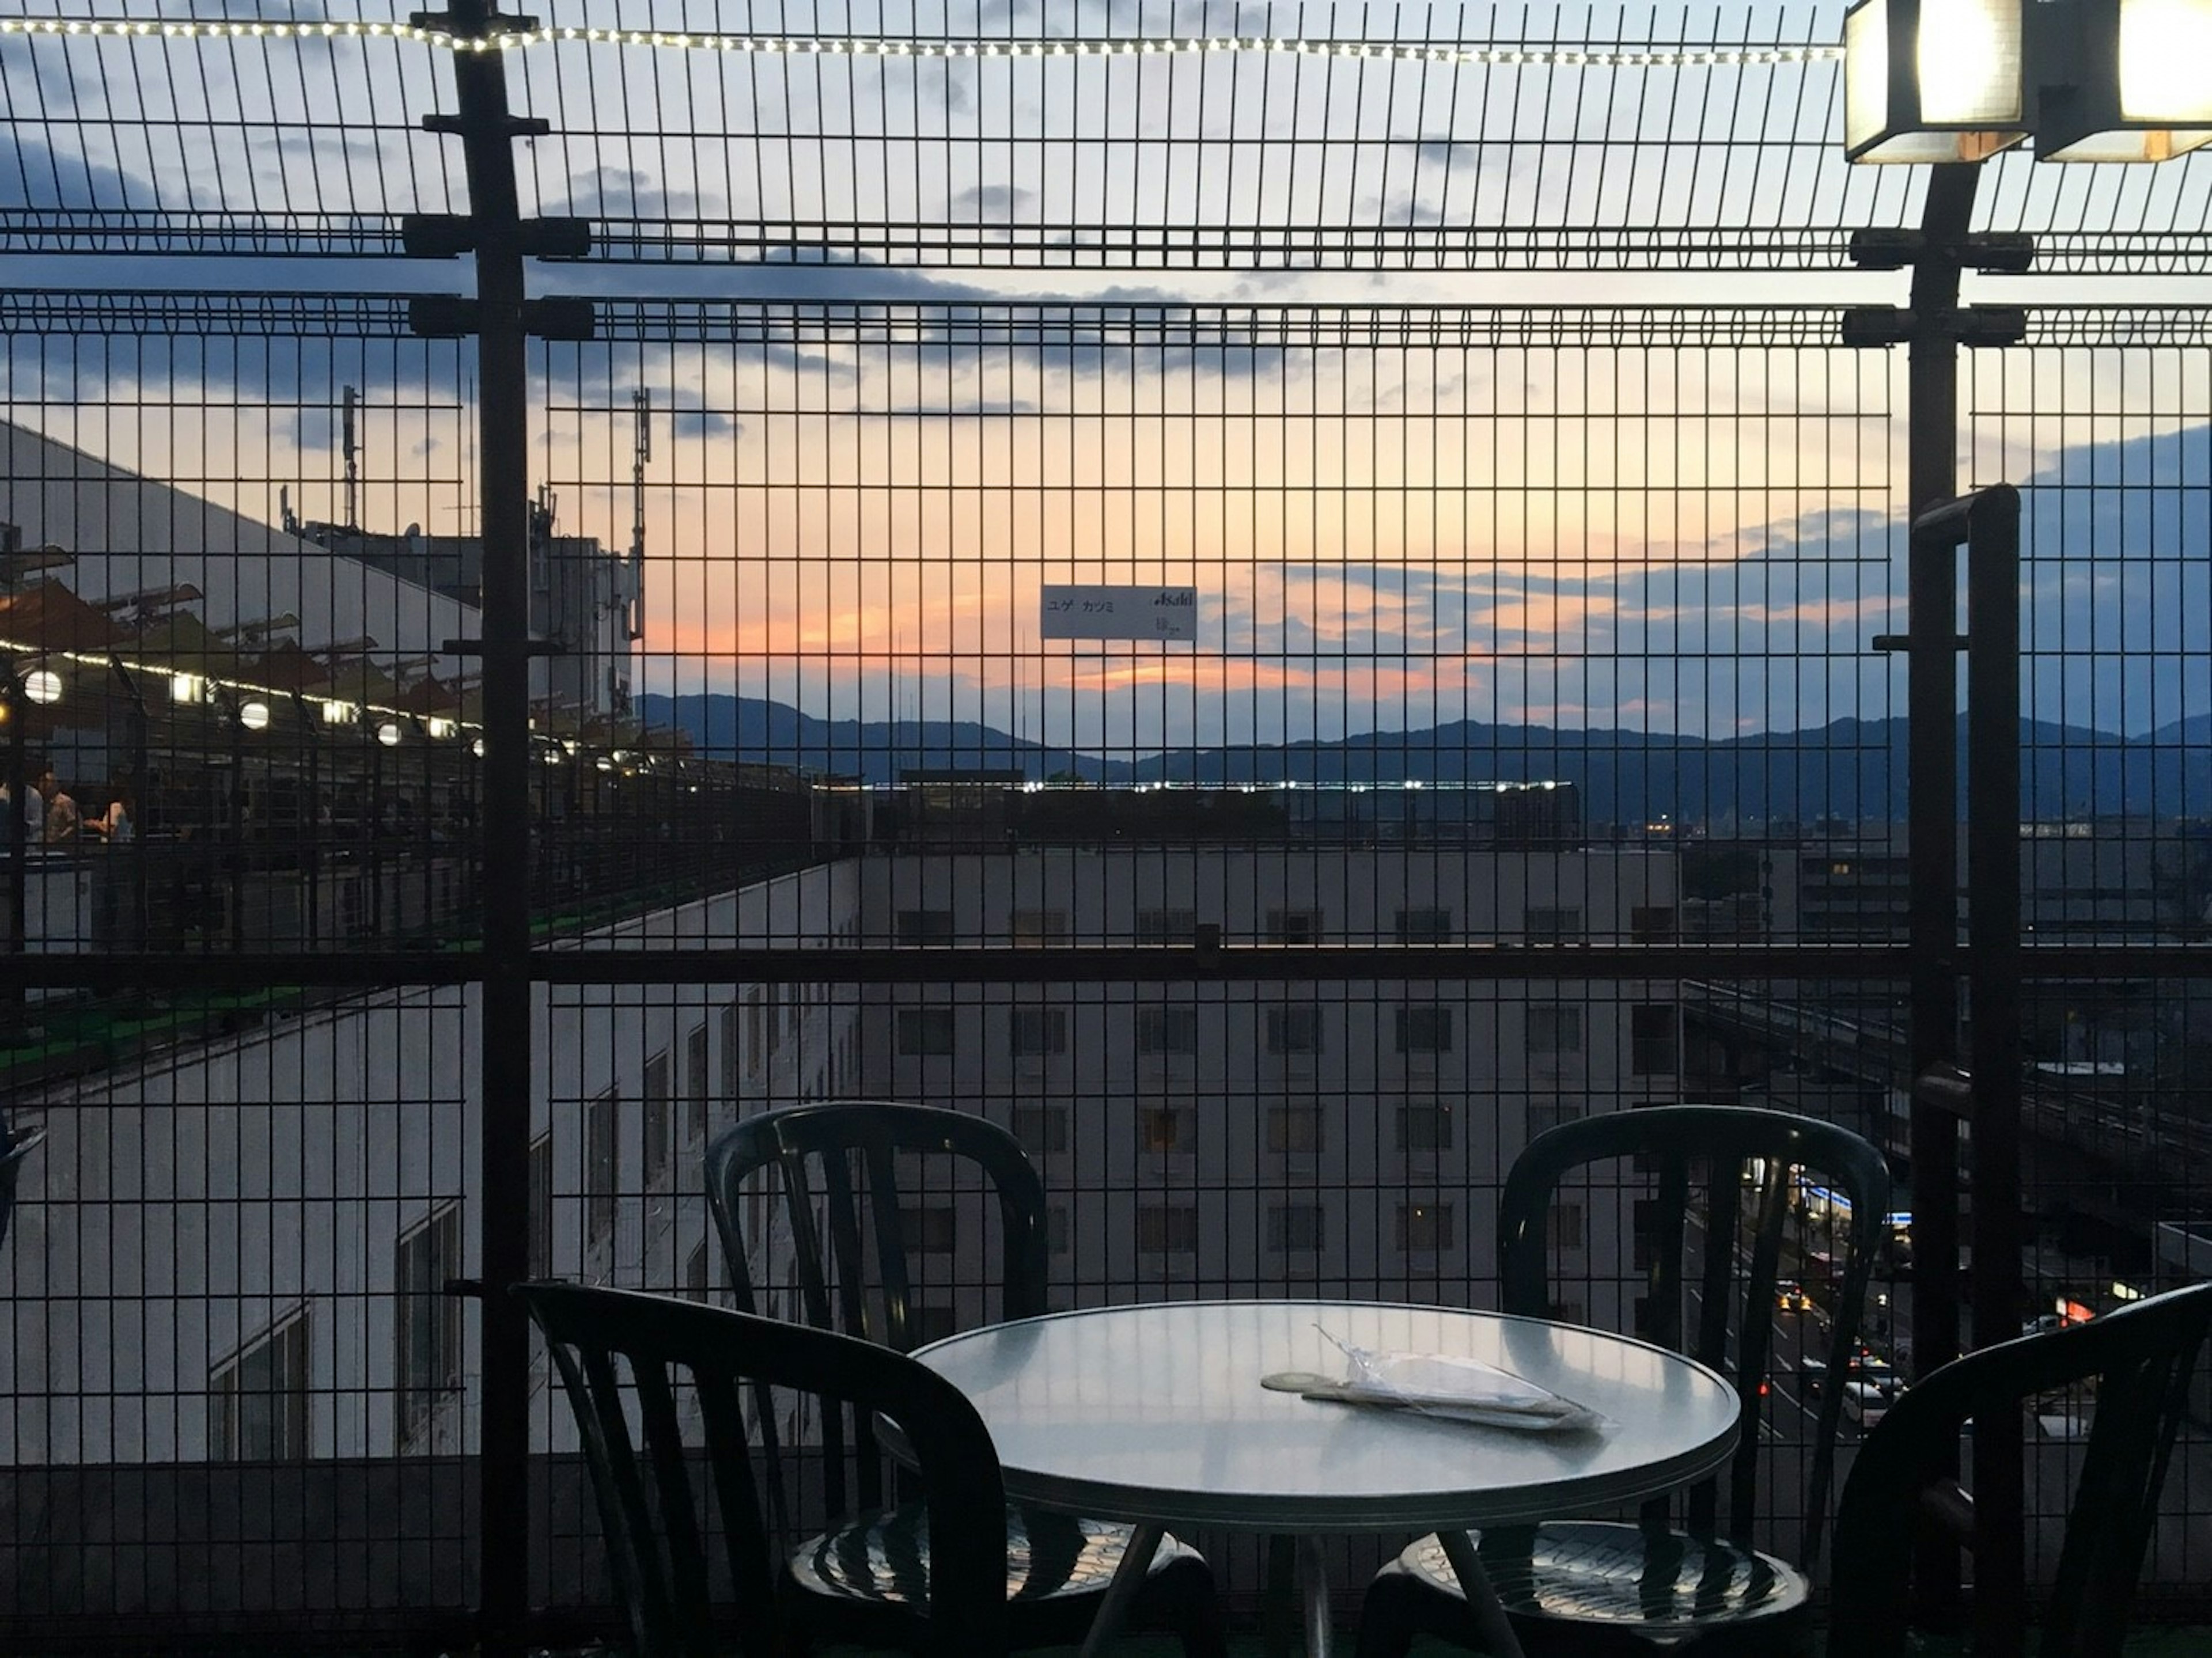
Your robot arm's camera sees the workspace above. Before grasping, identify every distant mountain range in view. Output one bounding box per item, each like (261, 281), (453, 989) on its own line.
(637, 693), (2212, 824)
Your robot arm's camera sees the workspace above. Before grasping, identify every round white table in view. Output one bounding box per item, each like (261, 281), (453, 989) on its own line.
(911, 1298), (1740, 1658)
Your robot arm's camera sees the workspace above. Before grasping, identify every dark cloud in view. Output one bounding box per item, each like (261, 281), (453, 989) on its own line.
(671, 408), (739, 439)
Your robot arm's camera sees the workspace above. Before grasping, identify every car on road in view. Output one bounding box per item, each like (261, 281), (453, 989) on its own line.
(1803, 1349), (1900, 1403)
(1776, 1280), (1814, 1312)
(1842, 1378), (1891, 1432)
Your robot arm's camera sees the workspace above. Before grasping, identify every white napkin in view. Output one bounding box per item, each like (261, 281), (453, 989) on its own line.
(1307, 1326), (1604, 1433)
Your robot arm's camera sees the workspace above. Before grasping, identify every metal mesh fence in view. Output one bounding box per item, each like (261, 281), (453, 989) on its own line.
(2, 0), (2211, 1647)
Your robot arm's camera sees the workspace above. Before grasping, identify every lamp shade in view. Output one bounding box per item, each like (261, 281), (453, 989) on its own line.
(1844, 0), (2031, 161)
(2033, 0), (2212, 160)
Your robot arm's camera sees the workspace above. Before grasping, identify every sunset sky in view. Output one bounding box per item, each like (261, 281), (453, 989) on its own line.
(4, 1), (2209, 751)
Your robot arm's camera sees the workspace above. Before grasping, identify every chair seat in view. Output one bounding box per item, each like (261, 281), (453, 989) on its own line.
(793, 1503), (1203, 1608)
(1391, 1520), (1808, 1637)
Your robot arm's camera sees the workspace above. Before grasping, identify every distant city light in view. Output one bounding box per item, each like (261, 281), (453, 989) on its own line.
(238, 699), (271, 730)
(376, 720), (404, 748)
(21, 669), (63, 705)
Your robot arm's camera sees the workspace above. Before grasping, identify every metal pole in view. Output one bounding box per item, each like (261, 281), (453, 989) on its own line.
(438, 1), (536, 1644)
(1965, 485), (2025, 1646)
(6, 679), (25, 976)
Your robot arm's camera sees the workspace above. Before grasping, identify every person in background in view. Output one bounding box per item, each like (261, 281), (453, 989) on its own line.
(88, 789), (133, 844)
(40, 770), (80, 845)
(0, 773), (43, 845)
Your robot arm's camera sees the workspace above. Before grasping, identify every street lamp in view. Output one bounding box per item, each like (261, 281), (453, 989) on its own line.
(1844, 0), (2212, 161)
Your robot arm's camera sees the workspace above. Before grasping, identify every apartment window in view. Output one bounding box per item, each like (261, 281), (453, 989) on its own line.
(1631, 905), (1678, 943)
(210, 1311), (310, 1461)
(1631, 1005), (1679, 1075)
(1394, 1006), (1455, 1054)
(643, 1050), (672, 1187)
(897, 908), (956, 943)
(1525, 906), (1582, 942)
(1009, 1008), (1068, 1058)
(1009, 908), (1068, 944)
(685, 1238), (711, 1299)
(897, 1007), (957, 1057)
(396, 1205), (464, 1446)
(1268, 1203), (1326, 1253)
(527, 1133), (553, 1278)
(1547, 1202), (1586, 1251)
(910, 1304), (959, 1348)
(587, 1087), (619, 1249)
(1267, 1106), (1323, 1154)
(1396, 1202), (1456, 1253)
(1527, 1100), (1585, 1139)
(1138, 1007), (1200, 1054)
(1137, 1205), (1200, 1254)
(685, 1023), (710, 1143)
(1395, 906), (1453, 943)
(720, 1001), (742, 1099)
(902, 1206), (957, 1254)
(1136, 908), (1199, 944)
(1139, 1108), (1190, 1154)
(1266, 908), (1323, 943)
(1527, 1004), (1584, 1056)
(1397, 1103), (1455, 1152)
(1046, 1205), (1071, 1255)
(1012, 1106), (1069, 1156)
(1265, 1006), (1323, 1054)
(746, 988), (766, 1078)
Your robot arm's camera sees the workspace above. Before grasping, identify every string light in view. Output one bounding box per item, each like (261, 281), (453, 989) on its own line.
(0, 16), (1843, 67)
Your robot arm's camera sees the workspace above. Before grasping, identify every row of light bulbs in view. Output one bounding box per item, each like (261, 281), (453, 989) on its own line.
(0, 16), (1842, 66)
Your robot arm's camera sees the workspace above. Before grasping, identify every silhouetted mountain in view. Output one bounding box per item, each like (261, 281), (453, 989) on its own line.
(637, 693), (2212, 822)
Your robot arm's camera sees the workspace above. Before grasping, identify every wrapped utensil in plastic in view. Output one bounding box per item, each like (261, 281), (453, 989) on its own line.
(1260, 1326), (1604, 1433)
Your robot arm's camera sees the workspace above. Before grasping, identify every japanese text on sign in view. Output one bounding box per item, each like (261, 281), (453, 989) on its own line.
(1040, 584), (1199, 642)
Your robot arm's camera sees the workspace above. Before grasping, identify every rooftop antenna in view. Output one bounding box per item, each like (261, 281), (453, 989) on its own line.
(341, 385), (361, 531)
(628, 387), (649, 642)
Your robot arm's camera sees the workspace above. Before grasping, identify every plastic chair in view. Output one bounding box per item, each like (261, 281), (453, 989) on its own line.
(519, 1280), (1009, 1658)
(704, 1100), (1225, 1656)
(1829, 1281), (2212, 1657)
(0, 1126), (44, 1255)
(1358, 1103), (1891, 1658)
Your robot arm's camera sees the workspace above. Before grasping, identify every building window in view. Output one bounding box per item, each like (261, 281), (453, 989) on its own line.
(1267, 1106), (1323, 1154)
(1137, 1007), (1200, 1054)
(528, 1133), (553, 1278)
(910, 1304), (959, 1348)
(1631, 905), (1678, 943)
(746, 988), (766, 1078)
(1009, 1008), (1068, 1057)
(1527, 1004), (1583, 1056)
(1525, 906), (1582, 942)
(1397, 1103), (1454, 1152)
(685, 1238), (711, 1299)
(1268, 1203), (1326, 1253)
(721, 1000), (742, 1099)
(1137, 1205), (1200, 1254)
(1136, 908), (1199, 944)
(1265, 1006), (1323, 1054)
(1012, 1106), (1069, 1156)
(587, 1087), (619, 1249)
(1266, 908), (1323, 943)
(1396, 1202), (1456, 1253)
(902, 1206), (957, 1254)
(1547, 1202), (1586, 1251)
(643, 1050), (672, 1187)
(1631, 1005), (1678, 1075)
(1394, 1006), (1455, 1054)
(897, 1007), (957, 1057)
(1633, 1197), (1663, 1272)
(685, 1022), (710, 1143)
(1527, 1099), (1585, 1139)
(1395, 906), (1453, 943)
(396, 1205), (464, 1447)
(1139, 1107), (1190, 1154)
(210, 1311), (311, 1461)
(897, 908), (956, 943)
(1009, 908), (1068, 944)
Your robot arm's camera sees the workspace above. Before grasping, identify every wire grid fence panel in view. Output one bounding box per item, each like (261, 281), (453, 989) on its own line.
(2, 1), (2210, 270)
